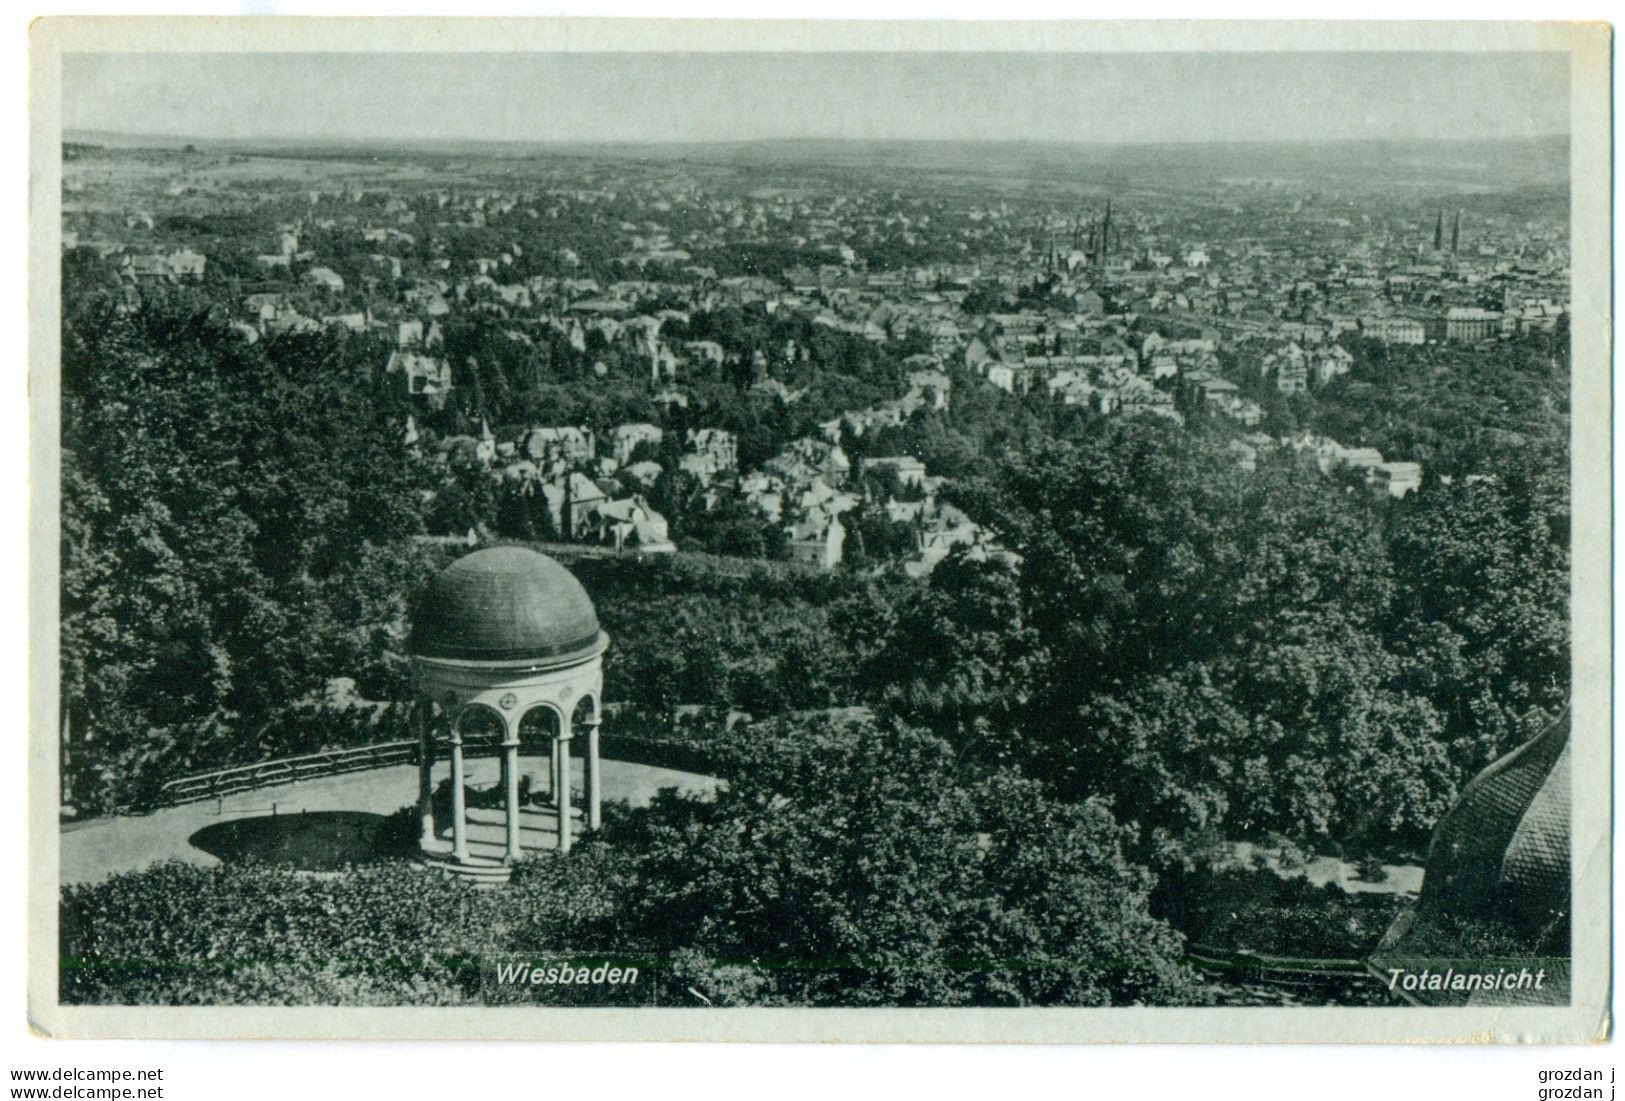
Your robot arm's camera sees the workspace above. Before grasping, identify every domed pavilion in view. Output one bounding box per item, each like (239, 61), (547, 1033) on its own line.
(1374, 706), (1570, 1005)
(410, 546), (607, 876)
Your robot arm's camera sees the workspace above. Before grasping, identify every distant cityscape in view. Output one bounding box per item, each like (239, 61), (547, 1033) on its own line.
(61, 136), (1569, 576)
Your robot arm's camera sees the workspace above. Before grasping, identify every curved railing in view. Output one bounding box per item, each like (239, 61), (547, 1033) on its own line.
(154, 741), (420, 807)
(150, 728), (724, 810)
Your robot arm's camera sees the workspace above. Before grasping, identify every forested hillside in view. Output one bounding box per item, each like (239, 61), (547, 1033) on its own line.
(62, 287), (1568, 869)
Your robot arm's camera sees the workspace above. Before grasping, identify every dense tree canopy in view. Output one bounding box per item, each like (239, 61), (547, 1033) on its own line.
(880, 411), (1567, 860)
(61, 292), (436, 808)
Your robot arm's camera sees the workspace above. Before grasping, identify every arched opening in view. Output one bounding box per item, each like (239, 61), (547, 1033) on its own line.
(417, 699), (451, 750)
(456, 703), (505, 750)
(516, 705), (562, 807)
(518, 704), (561, 745)
(570, 694), (602, 832)
(446, 704), (506, 816)
(570, 694), (598, 729)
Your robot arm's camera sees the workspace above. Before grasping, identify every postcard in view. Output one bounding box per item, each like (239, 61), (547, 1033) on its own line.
(28, 17), (1610, 1043)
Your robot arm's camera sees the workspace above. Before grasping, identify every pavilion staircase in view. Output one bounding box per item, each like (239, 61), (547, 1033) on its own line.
(417, 848), (514, 888)
(418, 801), (582, 888)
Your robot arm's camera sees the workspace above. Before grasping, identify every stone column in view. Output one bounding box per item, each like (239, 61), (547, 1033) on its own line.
(416, 702), (436, 850)
(502, 718), (521, 864)
(548, 735), (558, 807)
(582, 717), (602, 831)
(449, 721), (470, 864)
(555, 732), (573, 854)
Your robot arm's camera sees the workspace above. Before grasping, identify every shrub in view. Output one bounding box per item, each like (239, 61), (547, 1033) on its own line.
(60, 860), (494, 1005)
(1355, 854), (1389, 883)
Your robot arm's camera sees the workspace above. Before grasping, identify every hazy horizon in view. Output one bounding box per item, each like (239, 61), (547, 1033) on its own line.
(64, 52), (1570, 147)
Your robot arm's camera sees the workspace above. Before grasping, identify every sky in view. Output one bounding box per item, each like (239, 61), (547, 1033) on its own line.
(62, 51), (1570, 146)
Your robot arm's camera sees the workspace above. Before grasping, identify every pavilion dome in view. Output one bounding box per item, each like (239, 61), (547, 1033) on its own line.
(1378, 706), (1570, 965)
(411, 546), (605, 665)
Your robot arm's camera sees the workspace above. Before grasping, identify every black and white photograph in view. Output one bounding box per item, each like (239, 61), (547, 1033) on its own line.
(26, 18), (1610, 1045)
